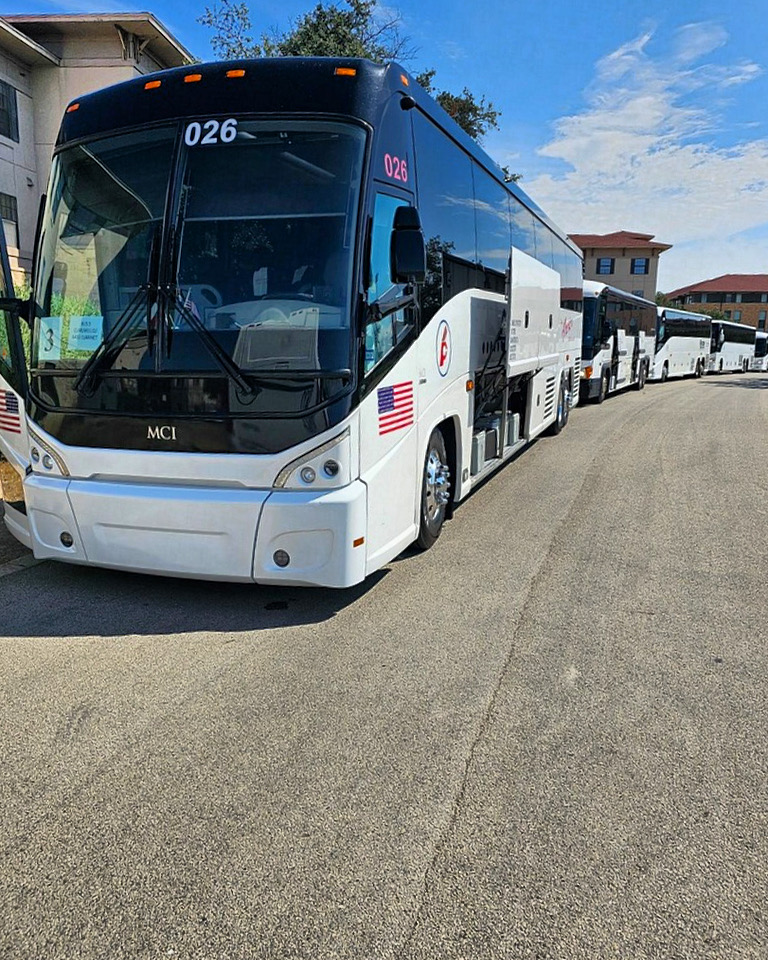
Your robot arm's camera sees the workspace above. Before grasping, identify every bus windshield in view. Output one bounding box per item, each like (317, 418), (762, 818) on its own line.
(581, 296), (602, 361)
(31, 119), (366, 409)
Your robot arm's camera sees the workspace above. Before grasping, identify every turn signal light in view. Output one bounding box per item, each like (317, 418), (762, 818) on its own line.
(584, 366), (593, 379)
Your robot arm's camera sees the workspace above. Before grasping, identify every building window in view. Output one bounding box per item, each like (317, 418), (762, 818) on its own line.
(596, 257), (614, 275)
(0, 192), (18, 250)
(759, 311), (766, 329)
(734, 310), (742, 321)
(735, 293), (742, 303)
(630, 257), (649, 275)
(632, 290), (644, 297)
(762, 294), (767, 303)
(725, 293), (733, 303)
(701, 293), (708, 303)
(724, 310), (731, 319)
(0, 80), (19, 142)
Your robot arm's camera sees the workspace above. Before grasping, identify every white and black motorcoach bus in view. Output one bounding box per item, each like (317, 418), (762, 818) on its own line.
(750, 330), (768, 372)
(580, 281), (656, 402)
(708, 319), (756, 373)
(0, 58), (583, 587)
(650, 307), (711, 381)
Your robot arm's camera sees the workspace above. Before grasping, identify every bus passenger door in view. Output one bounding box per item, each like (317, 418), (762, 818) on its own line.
(0, 239), (31, 535)
(359, 192), (422, 573)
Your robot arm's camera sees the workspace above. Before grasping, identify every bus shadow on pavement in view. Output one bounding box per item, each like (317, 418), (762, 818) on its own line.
(0, 561), (388, 639)
(698, 376), (768, 389)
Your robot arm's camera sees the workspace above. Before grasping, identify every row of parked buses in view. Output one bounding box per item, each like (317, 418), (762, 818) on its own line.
(0, 58), (763, 588)
(580, 281), (764, 402)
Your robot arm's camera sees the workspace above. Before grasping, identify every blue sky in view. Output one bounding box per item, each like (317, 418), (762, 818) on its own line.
(4, 0), (767, 290)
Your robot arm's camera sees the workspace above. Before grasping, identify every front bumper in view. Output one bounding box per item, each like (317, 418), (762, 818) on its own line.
(23, 475), (368, 588)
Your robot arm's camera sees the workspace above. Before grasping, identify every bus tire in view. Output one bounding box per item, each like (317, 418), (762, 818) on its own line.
(695, 360), (702, 378)
(660, 363), (668, 383)
(635, 362), (646, 390)
(595, 369), (609, 404)
(416, 427), (451, 551)
(550, 376), (570, 434)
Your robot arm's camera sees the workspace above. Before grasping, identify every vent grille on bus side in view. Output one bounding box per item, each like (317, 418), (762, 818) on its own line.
(572, 358), (581, 406)
(544, 376), (557, 419)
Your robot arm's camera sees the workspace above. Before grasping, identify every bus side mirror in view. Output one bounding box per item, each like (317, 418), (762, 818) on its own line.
(391, 206), (426, 284)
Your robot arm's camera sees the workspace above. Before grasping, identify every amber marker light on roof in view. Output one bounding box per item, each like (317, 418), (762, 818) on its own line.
(226, 69), (246, 78)
(144, 80), (162, 90)
(66, 103), (80, 113)
(400, 74), (410, 86)
(334, 67), (357, 77)
(184, 74), (202, 83)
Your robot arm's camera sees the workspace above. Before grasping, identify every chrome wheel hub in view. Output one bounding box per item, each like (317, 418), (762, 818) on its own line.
(425, 449), (451, 519)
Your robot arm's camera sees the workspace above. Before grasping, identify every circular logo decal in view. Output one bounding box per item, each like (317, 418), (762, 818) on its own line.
(436, 320), (452, 377)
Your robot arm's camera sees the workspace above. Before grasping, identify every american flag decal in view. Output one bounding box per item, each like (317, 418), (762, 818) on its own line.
(377, 381), (414, 436)
(0, 390), (21, 435)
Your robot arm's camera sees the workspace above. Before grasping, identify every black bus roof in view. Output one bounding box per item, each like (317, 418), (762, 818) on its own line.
(58, 56), (580, 256)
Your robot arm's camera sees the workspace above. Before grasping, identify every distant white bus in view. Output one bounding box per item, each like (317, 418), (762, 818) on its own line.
(708, 320), (756, 373)
(749, 331), (768, 372)
(650, 307), (710, 381)
(580, 282), (655, 401)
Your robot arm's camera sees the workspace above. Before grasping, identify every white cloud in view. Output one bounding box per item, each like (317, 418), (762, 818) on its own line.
(516, 22), (768, 289)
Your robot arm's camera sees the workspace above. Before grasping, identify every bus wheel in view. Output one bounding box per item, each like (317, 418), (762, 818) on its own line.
(660, 363), (668, 383)
(695, 360), (702, 378)
(635, 362), (646, 390)
(416, 428), (451, 551)
(550, 376), (570, 434)
(595, 369), (609, 404)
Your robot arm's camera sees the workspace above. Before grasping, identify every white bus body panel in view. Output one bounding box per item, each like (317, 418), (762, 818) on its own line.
(507, 248), (561, 379)
(709, 342), (749, 373)
(650, 338), (709, 380)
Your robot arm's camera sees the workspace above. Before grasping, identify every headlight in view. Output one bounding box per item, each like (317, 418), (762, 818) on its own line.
(273, 428), (352, 490)
(28, 427), (70, 477)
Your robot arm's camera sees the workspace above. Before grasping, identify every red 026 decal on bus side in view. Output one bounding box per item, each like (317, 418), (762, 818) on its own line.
(383, 154), (408, 182)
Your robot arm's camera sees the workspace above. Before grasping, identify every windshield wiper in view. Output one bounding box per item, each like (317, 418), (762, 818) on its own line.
(167, 286), (256, 401)
(74, 284), (152, 396)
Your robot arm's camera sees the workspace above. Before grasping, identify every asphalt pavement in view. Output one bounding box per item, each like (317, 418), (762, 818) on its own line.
(1, 372), (767, 959)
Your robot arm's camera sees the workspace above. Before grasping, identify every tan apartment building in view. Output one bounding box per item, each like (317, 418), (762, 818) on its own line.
(666, 275), (768, 329)
(0, 13), (193, 284)
(568, 230), (672, 300)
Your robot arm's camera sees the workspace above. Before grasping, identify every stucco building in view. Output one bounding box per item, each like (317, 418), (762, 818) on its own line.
(0, 13), (193, 283)
(666, 275), (768, 329)
(569, 230), (672, 301)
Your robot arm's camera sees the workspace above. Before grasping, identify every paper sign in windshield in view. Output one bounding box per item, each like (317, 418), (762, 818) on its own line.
(39, 316), (63, 362)
(68, 316), (104, 352)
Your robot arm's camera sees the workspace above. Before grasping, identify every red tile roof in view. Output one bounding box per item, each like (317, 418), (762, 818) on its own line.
(667, 274), (768, 297)
(569, 230), (672, 251)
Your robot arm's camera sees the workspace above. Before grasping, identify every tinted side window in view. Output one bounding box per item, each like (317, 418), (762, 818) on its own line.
(364, 193), (416, 375)
(473, 167), (510, 291)
(413, 110), (476, 322)
(509, 197), (536, 259)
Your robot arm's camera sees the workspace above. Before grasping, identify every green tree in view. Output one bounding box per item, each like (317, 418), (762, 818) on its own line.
(415, 69), (499, 144)
(198, 0), (501, 143)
